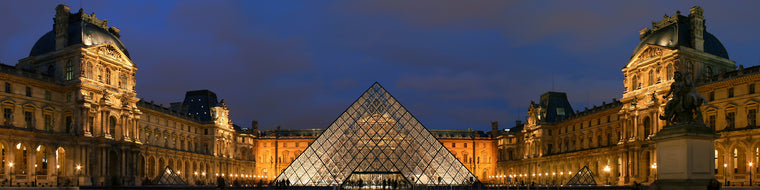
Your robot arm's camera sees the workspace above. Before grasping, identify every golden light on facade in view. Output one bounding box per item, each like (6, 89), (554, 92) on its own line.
(651, 163), (657, 169)
(603, 166), (611, 172)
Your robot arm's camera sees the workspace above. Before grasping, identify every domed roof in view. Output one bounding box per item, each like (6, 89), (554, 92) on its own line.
(631, 15), (728, 59)
(29, 9), (130, 58)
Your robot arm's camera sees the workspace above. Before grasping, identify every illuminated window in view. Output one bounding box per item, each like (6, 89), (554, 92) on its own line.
(715, 150), (718, 174)
(734, 148), (739, 173)
(64, 61), (73, 81)
(86, 62), (93, 79)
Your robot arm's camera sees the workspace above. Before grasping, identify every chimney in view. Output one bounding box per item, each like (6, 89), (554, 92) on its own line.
(54, 4), (71, 50)
(689, 6), (705, 51)
(491, 121), (499, 138)
(252, 120), (259, 130)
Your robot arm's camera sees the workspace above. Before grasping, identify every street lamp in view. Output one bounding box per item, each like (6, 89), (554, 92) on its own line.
(750, 162), (754, 186)
(651, 163), (657, 181)
(724, 163), (728, 185)
(9, 162), (14, 187)
(76, 164), (82, 186)
(603, 166), (611, 185)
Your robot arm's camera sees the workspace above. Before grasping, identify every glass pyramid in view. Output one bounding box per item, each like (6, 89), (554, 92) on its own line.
(275, 83), (477, 186)
(565, 166), (597, 186)
(154, 166), (187, 185)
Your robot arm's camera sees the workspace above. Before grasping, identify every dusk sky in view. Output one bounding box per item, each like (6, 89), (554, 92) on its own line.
(1, 1), (759, 132)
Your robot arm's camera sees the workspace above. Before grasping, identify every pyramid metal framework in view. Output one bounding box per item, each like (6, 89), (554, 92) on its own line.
(275, 83), (477, 186)
(154, 166), (187, 185)
(565, 166), (597, 186)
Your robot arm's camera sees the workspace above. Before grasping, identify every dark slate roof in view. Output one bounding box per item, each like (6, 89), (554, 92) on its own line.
(538, 91), (574, 123)
(30, 9), (130, 58)
(631, 14), (728, 59)
(182, 90), (219, 121)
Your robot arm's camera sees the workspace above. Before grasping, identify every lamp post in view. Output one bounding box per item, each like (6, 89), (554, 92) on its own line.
(34, 164), (38, 187)
(724, 163), (728, 185)
(76, 164), (81, 187)
(750, 162), (754, 186)
(603, 166), (611, 185)
(56, 165), (60, 187)
(651, 163), (657, 181)
(9, 162), (13, 187)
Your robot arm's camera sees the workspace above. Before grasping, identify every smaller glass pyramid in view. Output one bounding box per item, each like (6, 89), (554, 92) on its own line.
(274, 83), (477, 186)
(154, 166), (187, 185)
(565, 166), (597, 186)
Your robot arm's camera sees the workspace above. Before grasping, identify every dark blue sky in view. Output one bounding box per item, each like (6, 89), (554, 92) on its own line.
(1, 1), (759, 131)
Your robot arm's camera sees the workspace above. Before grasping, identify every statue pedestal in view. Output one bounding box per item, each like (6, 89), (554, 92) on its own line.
(651, 123), (719, 190)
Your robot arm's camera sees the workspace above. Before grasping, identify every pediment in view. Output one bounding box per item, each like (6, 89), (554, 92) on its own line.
(624, 45), (674, 69)
(86, 43), (135, 68)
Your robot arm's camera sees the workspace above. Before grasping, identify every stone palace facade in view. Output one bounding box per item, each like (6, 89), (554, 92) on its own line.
(0, 4), (756, 188)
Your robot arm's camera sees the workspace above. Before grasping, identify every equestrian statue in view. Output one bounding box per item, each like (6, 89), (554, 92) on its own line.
(659, 71), (707, 127)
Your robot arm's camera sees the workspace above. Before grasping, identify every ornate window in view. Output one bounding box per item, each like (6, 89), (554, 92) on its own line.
(667, 64), (673, 80)
(86, 62), (93, 79)
(727, 112), (736, 129)
(64, 61), (73, 81)
(109, 116), (117, 136)
(729, 88), (735, 98)
(643, 117), (652, 137)
(24, 110), (33, 128)
(44, 113), (52, 131)
(749, 108), (758, 127)
(648, 69), (654, 86)
(65, 116), (72, 133)
(4, 82), (9, 93)
(631, 75), (639, 90)
(105, 68), (111, 85)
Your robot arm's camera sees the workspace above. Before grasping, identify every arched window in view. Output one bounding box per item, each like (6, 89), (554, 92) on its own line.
(35, 145), (47, 175)
(667, 64), (673, 80)
(0, 143), (4, 173)
(631, 75), (639, 90)
(15, 143), (28, 174)
(64, 61), (73, 81)
(734, 148), (739, 173)
(715, 150), (719, 174)
(56, 147), (66, 175)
